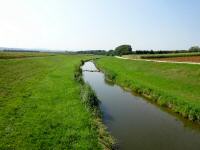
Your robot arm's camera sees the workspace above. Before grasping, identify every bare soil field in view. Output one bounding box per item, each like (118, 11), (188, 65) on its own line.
(153, 56), (200, 63)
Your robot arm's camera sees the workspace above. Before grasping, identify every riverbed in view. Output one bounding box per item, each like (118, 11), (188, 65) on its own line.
(82, 61), (200, 150)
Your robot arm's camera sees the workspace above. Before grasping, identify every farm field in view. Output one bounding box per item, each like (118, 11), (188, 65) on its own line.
(95, 57), (200, 121)
(153, 55), (200, 63)
(123, 52), (200, 60)
(0, 53), (110, 149)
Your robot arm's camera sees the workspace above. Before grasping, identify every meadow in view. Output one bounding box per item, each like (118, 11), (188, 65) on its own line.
(0, 53), (113, 149)
(95, 57), (200, 122)
(0, 51), (54, 59)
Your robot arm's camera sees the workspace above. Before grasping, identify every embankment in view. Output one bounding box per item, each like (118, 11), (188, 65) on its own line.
(95, 57), (200, 123)
(74, 60), (115, 150)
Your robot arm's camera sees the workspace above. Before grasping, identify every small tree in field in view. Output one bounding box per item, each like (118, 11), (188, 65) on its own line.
(189, 46), (200, 52)
(114, 45), (132, 56)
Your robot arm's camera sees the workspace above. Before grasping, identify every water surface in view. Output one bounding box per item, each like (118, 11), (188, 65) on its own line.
(82, 61), (200, 150)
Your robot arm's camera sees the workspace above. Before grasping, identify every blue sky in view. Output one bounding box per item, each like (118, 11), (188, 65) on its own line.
(0, 0), (199, 50)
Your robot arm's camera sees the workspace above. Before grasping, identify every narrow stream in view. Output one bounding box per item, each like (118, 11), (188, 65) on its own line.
(82, 61), (200, 150)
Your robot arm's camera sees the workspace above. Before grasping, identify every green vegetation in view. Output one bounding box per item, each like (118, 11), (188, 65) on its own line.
(64, 44), (200, 56)
(189, 46), (200, 52)
(71, 44), (133, 56)
(95, 57), (200, 122)
(75, 50), (108, 55)
(123, 52), (200, 59)
(114, 45), (132, 56)
(0, 51), (54, 59)
(0, 53), (113, 149)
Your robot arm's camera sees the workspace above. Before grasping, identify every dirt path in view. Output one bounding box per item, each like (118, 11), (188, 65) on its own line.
(115, 56), (200, 65)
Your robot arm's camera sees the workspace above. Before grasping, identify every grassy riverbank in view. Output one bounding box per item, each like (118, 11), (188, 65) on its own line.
(95, 57), (200, 122)
(0, 53), (113, 149)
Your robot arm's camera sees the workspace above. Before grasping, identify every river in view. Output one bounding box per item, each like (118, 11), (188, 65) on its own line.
(82, 61), (200, 150)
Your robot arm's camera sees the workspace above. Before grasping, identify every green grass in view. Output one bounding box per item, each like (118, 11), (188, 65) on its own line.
(0, 54), (112, 149)
(0, 51), (54, 59)
(123, 52), (200, 59)
(95, 57), (200, 121)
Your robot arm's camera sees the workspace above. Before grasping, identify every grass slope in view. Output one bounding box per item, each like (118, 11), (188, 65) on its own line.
(0, 54), (104, 149)
(95, 57), (200, 122)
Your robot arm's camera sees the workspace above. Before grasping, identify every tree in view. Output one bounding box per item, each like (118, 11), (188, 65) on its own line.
(114, 45), (132, 56)
(107, 50), (115, 56)
(189, 46), (200, 52)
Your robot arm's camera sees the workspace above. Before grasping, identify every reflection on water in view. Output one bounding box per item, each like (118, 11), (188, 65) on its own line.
(82, 61), (200, 150)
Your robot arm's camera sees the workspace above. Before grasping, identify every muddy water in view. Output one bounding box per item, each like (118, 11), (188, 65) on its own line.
(82, 61), (200, 150)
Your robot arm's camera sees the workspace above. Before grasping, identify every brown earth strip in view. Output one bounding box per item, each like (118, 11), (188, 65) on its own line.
(153, 56), (200, 63)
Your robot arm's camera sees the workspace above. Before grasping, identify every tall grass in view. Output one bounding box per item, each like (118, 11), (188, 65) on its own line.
(74, 60), (115, 149)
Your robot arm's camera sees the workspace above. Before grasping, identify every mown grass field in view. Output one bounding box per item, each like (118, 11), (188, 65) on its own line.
(0, 53), (109, 149)
(95, 57), (200, 122)
(0, 51), (54, 59)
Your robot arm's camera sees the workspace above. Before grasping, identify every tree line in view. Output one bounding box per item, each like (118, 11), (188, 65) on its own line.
(71, 45), (200, 56)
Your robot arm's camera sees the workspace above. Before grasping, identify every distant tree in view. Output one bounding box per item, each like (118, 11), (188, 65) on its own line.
(150, 50), (154, 54)
(114, 45), (132, 56)
(189, 46), (200, 52)
(107, 50), (115, 56)
(75, 50), (107, 55)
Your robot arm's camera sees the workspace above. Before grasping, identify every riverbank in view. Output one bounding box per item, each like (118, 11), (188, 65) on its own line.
(75, 60), (115, 149)
(83, 61), (200, 150)
(0, 54), (113, 149)
(95, 57), (200, 123)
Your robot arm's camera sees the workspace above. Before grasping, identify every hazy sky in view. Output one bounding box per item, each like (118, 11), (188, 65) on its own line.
(0, 0), (199, 50)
